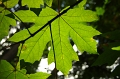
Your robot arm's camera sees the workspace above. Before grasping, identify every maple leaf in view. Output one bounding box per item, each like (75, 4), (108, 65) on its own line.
(9, 0), (100, 75)
(0, 60), (50, 79)
(0, 60), (29, 79)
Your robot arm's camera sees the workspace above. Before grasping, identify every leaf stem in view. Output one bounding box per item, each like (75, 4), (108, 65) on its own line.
(58, 0), (60, 14)
(49, 24), (57, 79)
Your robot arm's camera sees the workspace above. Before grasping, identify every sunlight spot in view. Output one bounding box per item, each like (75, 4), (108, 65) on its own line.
(11, 8), (15, 12)
(75, 75), (78, 78)
(37, 58), (78, 79)
(78, 52), (82, 55)
(106, 57), (120, 72)
(48, 47), (51, 51)
(9, 28), (17, 34)
(0, 39), (6, 44)
(37, 58), (48, 73)
(65, 76), (74, 79)
(37, 58), (55, 73)
(17, 21), (20, 29)
(15, 4), (20, 9)
(58, 71), (63, 75)
(73, 44), (77, 52)
(82, 62), (89, 70)
(48, 62), (55, 70)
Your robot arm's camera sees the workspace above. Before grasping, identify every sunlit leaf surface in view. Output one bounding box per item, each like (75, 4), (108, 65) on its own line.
(0, 60), (50, 79)
(9, 1), (100, 75)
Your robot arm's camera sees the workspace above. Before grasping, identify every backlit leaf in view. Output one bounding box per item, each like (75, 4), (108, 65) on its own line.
(44, 0), (53, 7)
(19, 26), (51, 63)
(0, 60), (50, 79)
(22, 0), (44, 8)
(9, 1), (100, 75)
(9, 29), (30, 42)
(0, 60), (28, 79)
(29, 72), (50, 79)
(48, 7), (100, 74)
(14, 10), (37, 22)
(0, 11), (16, 40)
(3, 0), (19, 8)
(112, 46), (120, 51)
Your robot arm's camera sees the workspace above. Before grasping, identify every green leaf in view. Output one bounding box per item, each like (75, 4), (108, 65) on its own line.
(22, 0), (44, 8)
(35, 7), (57, 26)
(10, 7), (57, 63)
(19, 26), (51, 63)
(93, 42), (120, 66)
(0, 60), (14, 72)
(0, 11), (16, 40)
(9, 29), (30, 42)
(96, 7), (105, 15)
(0, 7), (4, 11)
(69, 23), (100, 53)
(44, 0), (53, 7)
(48, 18), (79, 75)
(0, 60), (50, 79)
(0, 60), (28, 79)
(103, 30), (120, 40)
(3, 0), (19, 8)
(14, 10), (37, 22)
(9, 2), (100, 75)
(112, 46), (120, 51)
(93, 49), (120, 66)
(78, 0), (87, 9)
(63, 8), (98, 22)
(48, 7), (100, 75)
(29, 72), (50, 79)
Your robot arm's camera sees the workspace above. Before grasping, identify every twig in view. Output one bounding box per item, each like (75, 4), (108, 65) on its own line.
(49, 23), (57, 79)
